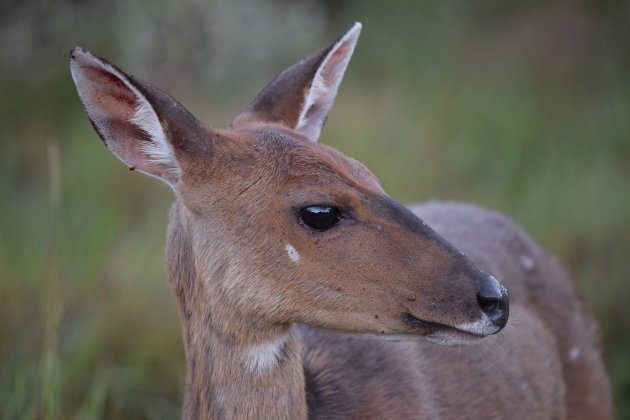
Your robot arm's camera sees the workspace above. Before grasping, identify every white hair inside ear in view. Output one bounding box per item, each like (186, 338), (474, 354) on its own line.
(130, 97), (176, 168)
(296, 22), (362, 142)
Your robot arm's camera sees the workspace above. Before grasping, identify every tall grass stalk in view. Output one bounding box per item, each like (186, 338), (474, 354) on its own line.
(38, 141), (63, 419)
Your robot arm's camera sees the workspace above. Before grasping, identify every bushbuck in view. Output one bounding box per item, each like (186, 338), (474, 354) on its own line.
(70, 22), (612, 419)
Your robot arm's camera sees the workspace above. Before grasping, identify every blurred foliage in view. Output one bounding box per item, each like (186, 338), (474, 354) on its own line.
(1, 0), (629, 418)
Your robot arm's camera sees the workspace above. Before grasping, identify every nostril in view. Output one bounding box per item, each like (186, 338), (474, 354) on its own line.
(477, 294), (500, 314)
(477, 275), (509, 328)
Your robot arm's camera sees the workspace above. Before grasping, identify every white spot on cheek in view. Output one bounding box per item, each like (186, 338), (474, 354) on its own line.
(285, 244), (299, 262)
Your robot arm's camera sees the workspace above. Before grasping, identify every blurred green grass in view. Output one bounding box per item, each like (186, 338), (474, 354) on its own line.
(1, 1), (629, 418)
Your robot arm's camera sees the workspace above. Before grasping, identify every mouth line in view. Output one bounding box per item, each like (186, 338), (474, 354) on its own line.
(401, 312), (486, 338)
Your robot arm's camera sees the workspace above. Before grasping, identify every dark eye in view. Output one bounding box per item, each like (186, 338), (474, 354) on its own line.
(299, 206), (342, 231)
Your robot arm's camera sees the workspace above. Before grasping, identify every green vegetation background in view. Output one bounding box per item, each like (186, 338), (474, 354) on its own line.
(1, 1), (628, 418)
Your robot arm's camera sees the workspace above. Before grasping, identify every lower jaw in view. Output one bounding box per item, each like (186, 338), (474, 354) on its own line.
(425, 329), (488, 346)
(351, 328), (487, 346)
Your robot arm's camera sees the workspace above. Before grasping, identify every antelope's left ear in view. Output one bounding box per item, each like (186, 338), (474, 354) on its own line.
(232, 22), (362, 142)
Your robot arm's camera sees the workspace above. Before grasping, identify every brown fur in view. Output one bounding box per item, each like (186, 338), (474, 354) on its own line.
(70, 24), (612, 420)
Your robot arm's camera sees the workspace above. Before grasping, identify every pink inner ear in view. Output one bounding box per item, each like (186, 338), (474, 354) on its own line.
(84, 65), (138, 121)
(320, 40), (352, 87)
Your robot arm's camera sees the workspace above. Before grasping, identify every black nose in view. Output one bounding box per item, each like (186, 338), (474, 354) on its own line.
(477, 275), (509, 328)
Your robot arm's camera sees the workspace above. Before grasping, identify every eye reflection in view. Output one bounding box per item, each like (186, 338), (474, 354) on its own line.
(299, 206), (341, 231)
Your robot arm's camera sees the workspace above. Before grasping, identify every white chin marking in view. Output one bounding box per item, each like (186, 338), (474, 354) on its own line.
(244, 333), (290, 372)
(357, 331), (483, 346)
(455, 316), (500, 336)
(426, 330), (487, 346)
(285, 244), (299, 262)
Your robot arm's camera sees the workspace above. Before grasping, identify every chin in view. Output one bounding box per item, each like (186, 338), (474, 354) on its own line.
(425, 329), (489, 346)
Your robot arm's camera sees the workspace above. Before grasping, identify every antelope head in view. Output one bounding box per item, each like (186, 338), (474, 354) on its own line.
(70, 23), (508, 347)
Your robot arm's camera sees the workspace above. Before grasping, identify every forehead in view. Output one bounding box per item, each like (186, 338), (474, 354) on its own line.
(242, 126), (383, 193)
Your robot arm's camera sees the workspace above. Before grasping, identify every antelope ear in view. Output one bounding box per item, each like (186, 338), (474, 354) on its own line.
(70, 47), (205, 187)
(232, 22), (361, 142)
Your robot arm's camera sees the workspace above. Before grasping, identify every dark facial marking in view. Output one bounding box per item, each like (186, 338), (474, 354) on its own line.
(367, 194), (456, 251)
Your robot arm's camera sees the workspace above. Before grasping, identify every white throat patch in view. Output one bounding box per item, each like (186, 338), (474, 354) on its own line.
(244, 333), (290, 372)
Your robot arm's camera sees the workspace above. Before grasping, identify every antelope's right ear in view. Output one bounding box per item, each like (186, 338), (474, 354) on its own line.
(70, 47), (204, 188)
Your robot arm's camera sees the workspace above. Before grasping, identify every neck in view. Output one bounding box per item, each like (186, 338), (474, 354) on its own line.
(166, 204), (307, 419)
(181, 321), (306, 419)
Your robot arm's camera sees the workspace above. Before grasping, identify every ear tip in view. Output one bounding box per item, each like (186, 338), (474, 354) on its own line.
(69, 47), (101, 69)
(70, 46), (86, 60)
(348, 22), (363, 36)
(339, 22), (362, 46)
